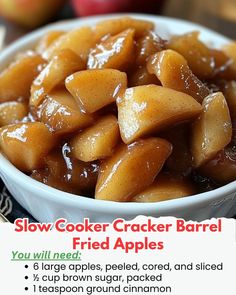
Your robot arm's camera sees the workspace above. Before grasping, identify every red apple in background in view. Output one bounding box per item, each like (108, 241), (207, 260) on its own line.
(71, 0), (132, 17)
(71, 0), (165, 17)
(0, 0), (66, 28)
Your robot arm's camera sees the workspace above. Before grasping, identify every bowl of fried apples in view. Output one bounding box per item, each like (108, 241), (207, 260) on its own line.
(0, 14), (235, 222)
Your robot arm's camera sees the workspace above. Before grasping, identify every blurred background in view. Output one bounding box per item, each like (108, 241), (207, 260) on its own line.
(0, 0), (235, 46)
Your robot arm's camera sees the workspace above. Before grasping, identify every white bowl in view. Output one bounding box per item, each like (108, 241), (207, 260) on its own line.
(0, 14), (236, 222)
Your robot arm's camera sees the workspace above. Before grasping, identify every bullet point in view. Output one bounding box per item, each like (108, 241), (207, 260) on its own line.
(25, 265), (28, 269)
(25, 276), (28, 280)
(25, 287), (28, 291)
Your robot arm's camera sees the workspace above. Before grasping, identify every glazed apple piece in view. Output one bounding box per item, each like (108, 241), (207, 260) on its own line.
(0, 52), (45, 103)
(211, 49), (230, 73)
(95, 137), (172, 202)
(44, 145), (99, 193)
(64, 162), (99, 195)
(31, 152), (99, 196)
(129, 66), (160, 87)
(117, 85), (202, 144)
(43, 26), (95, 62)
(38, 89), (94, 135)
(221, 81), (236, 120)
(36, 31), (65, 54)
(210, 49), (236, 80)
(200, 146), (236, 184)
(135, 31), (166, 66)
(0, 122), (55, 171)
(71, 115), (120, 162)
(191, 92), (232, 167)
(131, 174), (195, 202)
(223, 42), (236, 63)
(200, 121), (236, 183)
(94, 17), (154, 41)
(167, 31), (214, 78)
(30, 49), (85, 108)
(147, 49), (210, 103)
(0, 102), (28, 127)
(31, 169), (81, 195)
(66, 69), (127, 113)
(87, 29), (135, 70)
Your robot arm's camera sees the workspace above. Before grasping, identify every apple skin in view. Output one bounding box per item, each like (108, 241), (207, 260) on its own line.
(71, 0), (165, 17)
(0, 0), (66, 28)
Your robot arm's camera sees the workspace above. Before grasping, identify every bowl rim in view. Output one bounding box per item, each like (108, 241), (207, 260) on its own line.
(0, 13), (236, 215)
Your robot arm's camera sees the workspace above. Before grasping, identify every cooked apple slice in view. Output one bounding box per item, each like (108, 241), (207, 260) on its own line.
(200, 146), (236, 183)
(223, 42), (236, 63)
(0, 52), (45, 103)
(147, 49), (210, 103)
(167, 31), (214, 78)
(200, 121), (236, 183)
(117, 85), (202, 144)
(131, 174), (195, 202)
(136, 31), (166, 66)
(0, 102), (28, 127)
(210, 49), (236, 80)
(0, 122), (55, 171)
(191, 92), (232, 167)
(43, 26), (95, 62)
(0, 101), (28, 127)
(38, 90), (94, 135)
(32, 161), (99, 194)
(87, 29), (135, 70)
(36, 31), (65, 54)
(71, 115), (120, 162)
(95, 137), (172, 202)
(66, 69), (127, 113)
(44, 147), (99, 193)
(94, 17), (154, 41)
(31, 169), (81, 195)
(222, 81), (236, 120)
(30, 48), (85, 108)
